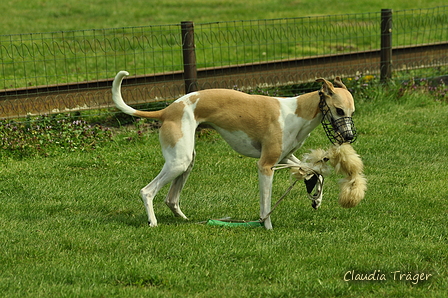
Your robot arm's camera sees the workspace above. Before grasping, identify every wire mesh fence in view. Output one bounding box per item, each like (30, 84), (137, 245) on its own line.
(393, 8), (448, 71)
(0, 6), (447, 119)
(0, 25), (183, 89)
(195, 13), (380, 69)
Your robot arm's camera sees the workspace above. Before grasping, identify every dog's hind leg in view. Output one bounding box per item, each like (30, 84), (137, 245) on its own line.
(164, 150), (196, 220)
(140, 166), (179, 227)
(141, 119), (197, 226)
(140, 148), (195, 227)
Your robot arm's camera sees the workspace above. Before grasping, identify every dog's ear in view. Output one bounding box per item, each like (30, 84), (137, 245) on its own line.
(316, 78), (336, 96)
(334, 77), (348, 90)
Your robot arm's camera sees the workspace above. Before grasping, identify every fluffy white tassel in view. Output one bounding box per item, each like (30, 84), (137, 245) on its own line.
(327, 143), (367, 208)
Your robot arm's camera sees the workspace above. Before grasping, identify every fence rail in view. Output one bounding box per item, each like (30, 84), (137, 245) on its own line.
(1, 7), (447, 119)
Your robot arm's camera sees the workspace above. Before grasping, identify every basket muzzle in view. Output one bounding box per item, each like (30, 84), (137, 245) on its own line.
(319, 95), (357, 145)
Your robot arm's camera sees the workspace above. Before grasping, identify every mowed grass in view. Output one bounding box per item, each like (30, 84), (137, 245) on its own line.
(1, 87), (447, 297)
(2, 0), (447, 34)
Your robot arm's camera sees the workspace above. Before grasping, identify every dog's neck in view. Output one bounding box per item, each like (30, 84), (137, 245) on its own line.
(294, 91), (322, 121)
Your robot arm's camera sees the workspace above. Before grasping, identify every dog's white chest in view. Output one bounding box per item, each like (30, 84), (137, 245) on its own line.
(282, 115), (322, 151)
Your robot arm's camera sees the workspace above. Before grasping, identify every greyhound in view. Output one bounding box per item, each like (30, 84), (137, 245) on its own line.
(112, 71), (356, 229)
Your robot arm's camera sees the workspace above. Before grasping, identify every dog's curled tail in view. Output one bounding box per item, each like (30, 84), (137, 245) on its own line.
(112, 71), (163, 119)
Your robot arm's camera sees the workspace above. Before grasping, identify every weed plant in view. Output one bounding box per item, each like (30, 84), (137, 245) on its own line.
(398, 77), (447, 102)
(0, 114), (112, 159)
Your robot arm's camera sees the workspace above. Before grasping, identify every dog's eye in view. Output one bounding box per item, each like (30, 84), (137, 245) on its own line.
(336, 108), (345, 116)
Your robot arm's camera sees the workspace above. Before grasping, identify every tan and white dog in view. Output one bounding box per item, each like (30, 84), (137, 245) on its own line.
(112, 71), (356, 229)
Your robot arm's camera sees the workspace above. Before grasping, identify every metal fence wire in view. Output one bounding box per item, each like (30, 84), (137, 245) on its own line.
(0, 6), (447, 119)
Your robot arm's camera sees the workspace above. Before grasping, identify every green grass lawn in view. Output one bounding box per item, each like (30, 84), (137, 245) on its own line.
(2, 0), (447, 34)
(1, 1), (447, 296)
(0, 83), (447, 297)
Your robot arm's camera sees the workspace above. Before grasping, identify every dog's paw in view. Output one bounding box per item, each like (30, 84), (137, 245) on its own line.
(148, 221), (158, 227)
(263, 218), (273, 230)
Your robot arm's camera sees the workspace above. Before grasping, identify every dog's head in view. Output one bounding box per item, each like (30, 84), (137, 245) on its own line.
(316, 77), (357, 144)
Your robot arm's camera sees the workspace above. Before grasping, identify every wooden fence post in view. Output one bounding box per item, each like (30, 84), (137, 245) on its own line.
(380, 9), (393, 82)
(181, 21), (198, 94)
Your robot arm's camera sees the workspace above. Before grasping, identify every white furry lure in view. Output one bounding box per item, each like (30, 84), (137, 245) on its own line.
(327, 143), (367, 208)
(285, 143), (367, 208)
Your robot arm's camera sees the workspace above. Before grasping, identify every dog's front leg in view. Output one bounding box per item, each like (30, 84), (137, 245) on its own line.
(258, 163), (274, 230)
